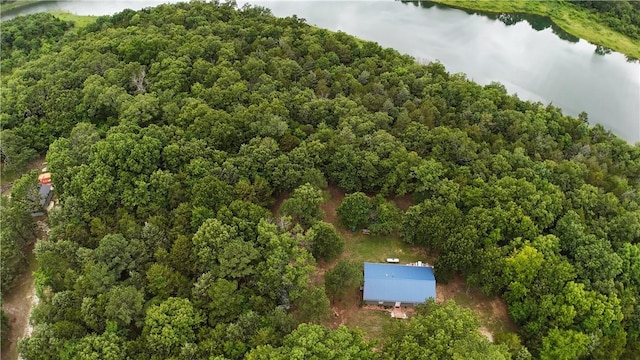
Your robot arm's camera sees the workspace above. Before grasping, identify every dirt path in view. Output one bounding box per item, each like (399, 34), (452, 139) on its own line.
(0, 183), (13, 197)
(2, 220), (49, 360)
(2, 250), (37, 360)
(1, 155), (50, 359)
(319, 185), (345, 227)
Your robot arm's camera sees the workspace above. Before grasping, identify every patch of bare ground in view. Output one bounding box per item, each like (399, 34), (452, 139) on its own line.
(388, 193), (414, 211)
(1, 220), (49, 360)
(1, 247), (36, 360)
(319, 185), (345, 228)
(316, 185), (412, 340)
(269, 191), (290, 216)
(323, 288), (397, 342)
(437, 274), (517, 339)
(312, 185), (517, 343)
(479, 327), (494, 342)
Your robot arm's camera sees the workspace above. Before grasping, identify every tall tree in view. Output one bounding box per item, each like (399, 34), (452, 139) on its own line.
(324, 260), (362, 302)
(539, 328), (590, 360)
(306, 221), (344, 262)
(143, 297), (202, 358)
(383, 300), (511, 360)
(246, 324), (376, 360)
(336, 192), (371, 230)
(279, 183), (324, 227)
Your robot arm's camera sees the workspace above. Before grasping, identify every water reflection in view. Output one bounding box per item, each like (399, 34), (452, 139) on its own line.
(496, 13), (580, 43)
(595, 45), (613, 56)
(2, 0), (638, 142)
(407, 1), (605, 50)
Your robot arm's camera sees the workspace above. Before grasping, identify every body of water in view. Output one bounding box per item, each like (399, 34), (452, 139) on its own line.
(2, 0), (639, 143)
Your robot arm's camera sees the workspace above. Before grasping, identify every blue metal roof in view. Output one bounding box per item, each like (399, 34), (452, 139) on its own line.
(363, 262), (436, 304)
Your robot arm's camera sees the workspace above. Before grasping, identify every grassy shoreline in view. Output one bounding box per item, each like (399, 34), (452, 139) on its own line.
(2, 2), (96, 28)
(428, 0), (640, 59)
(0, 0), (43, 14)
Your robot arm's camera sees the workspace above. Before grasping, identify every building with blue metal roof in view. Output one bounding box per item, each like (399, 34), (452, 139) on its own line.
(363, 262), (436, 306)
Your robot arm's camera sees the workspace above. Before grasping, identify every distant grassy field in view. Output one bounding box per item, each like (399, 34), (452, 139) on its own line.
(0, 0), (42, 13)
(429, 0), (640, 59)
(49, 11), (97, 28)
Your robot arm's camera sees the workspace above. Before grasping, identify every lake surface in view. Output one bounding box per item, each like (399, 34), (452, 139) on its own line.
(3, 0), (639, 143)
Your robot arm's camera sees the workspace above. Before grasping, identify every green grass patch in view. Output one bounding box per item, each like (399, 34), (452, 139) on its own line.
(345, 233), (428, 264)
(346, 310), (394, 341)
(321, 187), (514, 343)
(49, 11), (97, 28)
(452, 289), (515, 335)
(428, 0), (640, 59)
(0, 0), (43, 13)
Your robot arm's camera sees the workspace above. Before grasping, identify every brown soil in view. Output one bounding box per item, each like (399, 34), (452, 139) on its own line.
(388, 193), (414, 211)
(479, 327), (494, 342)
(0, 183), (13, 196)
(436, 274), (517, 337)
(313, 185), (517, 341)
(270, 191), (290, 216)
(436, 273), (466, 303)
(327, 290), (362, 328)
(320, 185), (345, 227)
(1, 221), (49, 360)
(2, 248), (37, 360)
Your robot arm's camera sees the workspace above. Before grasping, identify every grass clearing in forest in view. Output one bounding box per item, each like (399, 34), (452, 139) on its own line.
(344, 233), (429, 265)
(318, 184), (518, 343)
(49, 11), (97, 28)
(343, 308), (395, 341)
(447, 280), (517, 336)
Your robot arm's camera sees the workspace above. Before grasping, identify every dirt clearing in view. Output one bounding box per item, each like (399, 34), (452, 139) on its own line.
(437, 274), (517, 337)
(2, 220), (49, 360)
(317, 184), (517, 342)
(2, 249), (37, 360)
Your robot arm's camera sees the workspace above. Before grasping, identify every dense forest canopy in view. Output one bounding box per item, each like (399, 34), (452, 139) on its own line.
(1, 1), (640, 359)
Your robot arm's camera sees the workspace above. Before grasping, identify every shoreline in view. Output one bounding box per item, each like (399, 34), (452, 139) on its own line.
(426, 0), (640, 59)
(0, 0), (44, 15)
